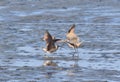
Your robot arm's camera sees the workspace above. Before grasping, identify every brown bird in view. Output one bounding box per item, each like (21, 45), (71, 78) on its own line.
(43, 30), (61, 53)
(66, 24), (82, 55)
(66, 24), (82, 48)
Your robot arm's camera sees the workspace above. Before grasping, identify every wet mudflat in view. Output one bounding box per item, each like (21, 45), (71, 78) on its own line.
(0, 0), (120, 82)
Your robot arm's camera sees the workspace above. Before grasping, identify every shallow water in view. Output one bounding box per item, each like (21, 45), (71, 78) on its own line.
(0, 0), (120, 82)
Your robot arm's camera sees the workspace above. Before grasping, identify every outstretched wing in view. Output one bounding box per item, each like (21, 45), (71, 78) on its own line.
(43, 30), (52, 43)
(53, 39), (62, 42)
(68, 24), (75, 33)
(66, 24), (80, 44)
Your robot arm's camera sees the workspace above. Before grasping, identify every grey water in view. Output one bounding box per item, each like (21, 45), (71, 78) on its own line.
(0, 0), (120, 82)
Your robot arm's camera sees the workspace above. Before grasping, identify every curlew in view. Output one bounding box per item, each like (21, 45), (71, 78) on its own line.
(43, 30), (61, 53)
(66, 24), (82, 56)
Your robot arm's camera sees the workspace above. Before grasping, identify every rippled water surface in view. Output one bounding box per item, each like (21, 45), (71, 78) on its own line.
(0, 0), (120, 82)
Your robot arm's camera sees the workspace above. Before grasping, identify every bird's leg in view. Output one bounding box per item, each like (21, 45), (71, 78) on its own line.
(72, 48), (76, 57)
(76, 48), (79, 57)
(73, 48), (79, 59)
